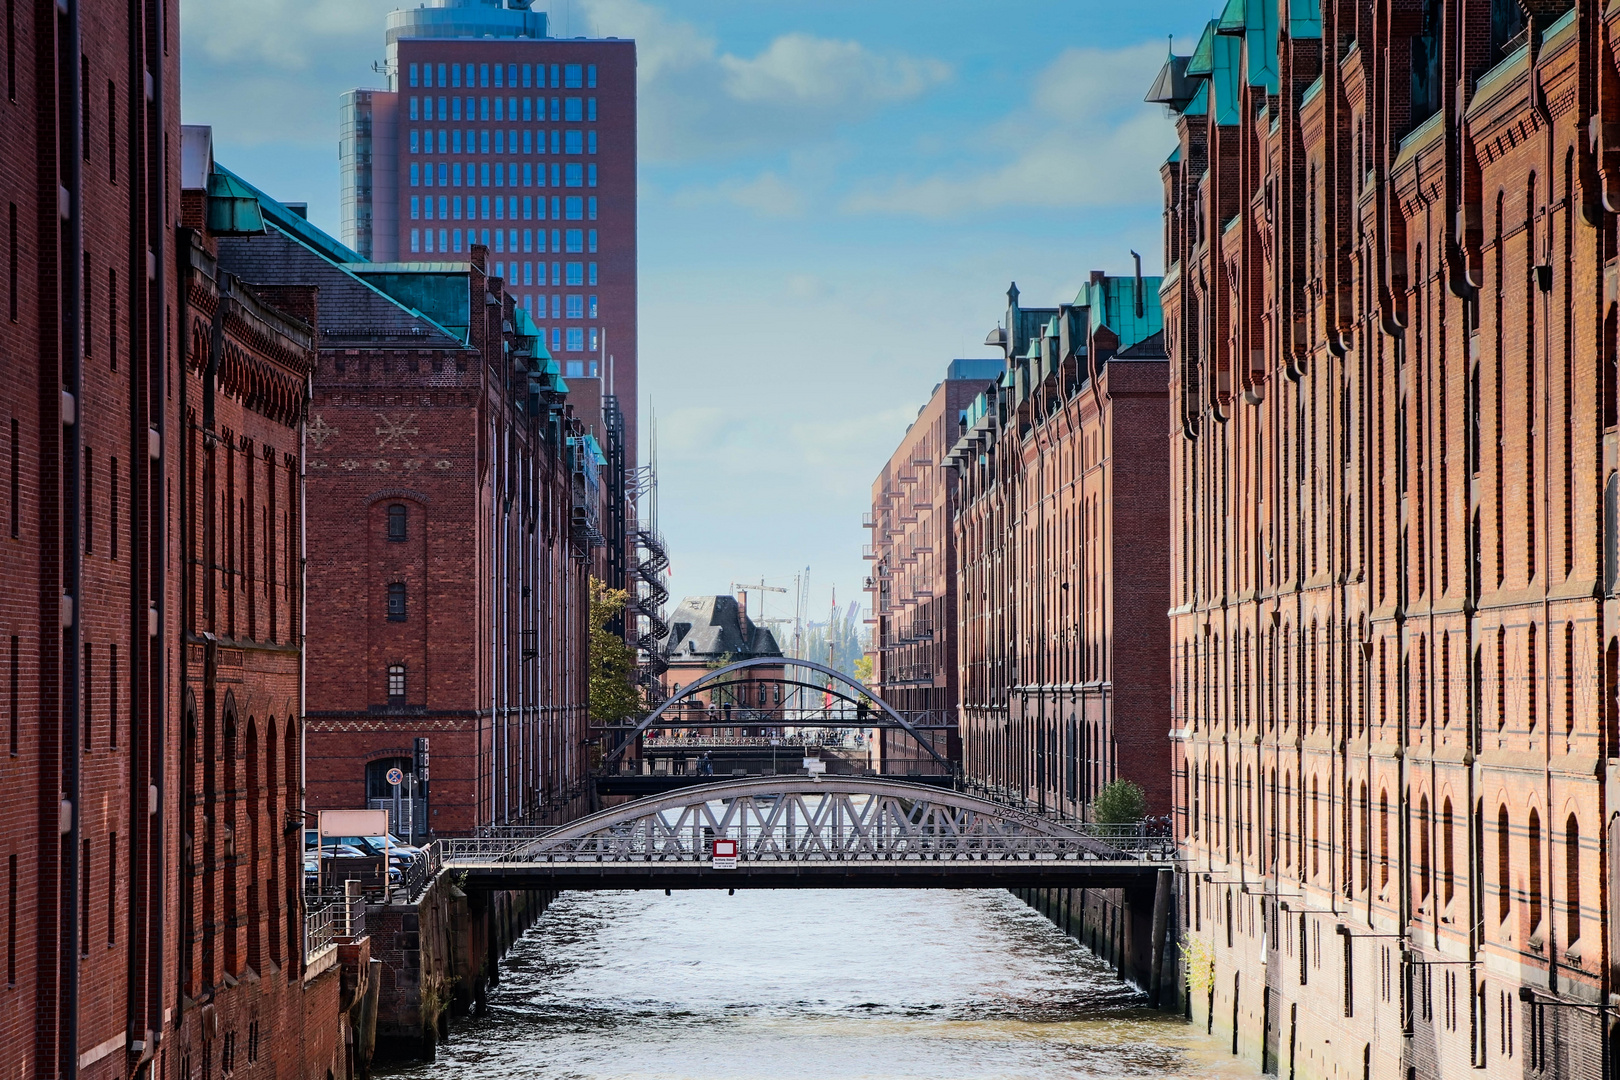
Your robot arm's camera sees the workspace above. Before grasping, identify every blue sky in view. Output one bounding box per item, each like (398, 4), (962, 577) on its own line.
(181, 0), (1210, 631)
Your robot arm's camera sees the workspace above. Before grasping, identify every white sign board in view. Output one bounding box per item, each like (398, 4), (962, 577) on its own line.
(711, 837), (738, 870)
(318, 809), (390, 839)
(802, 758), (827, 775)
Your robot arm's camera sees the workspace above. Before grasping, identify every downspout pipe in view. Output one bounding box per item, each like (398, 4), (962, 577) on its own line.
(146, 0), (169, 1050)
(60, 0), (85, 1076)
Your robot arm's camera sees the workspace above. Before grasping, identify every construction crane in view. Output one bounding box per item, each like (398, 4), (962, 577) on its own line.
(731, 579), (787, 618)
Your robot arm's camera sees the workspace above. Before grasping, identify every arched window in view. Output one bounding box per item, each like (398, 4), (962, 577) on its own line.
(1442, 798), (1455, 906)
(1498, 805), (1512, 923)
(1380, 790), (1391, 888)
(387, 503), (408, 542)
(1566, 814), (1581, 945)
(1419, 794), (1431, 901)
(387, 664), (406, 702)
(1528, 808), (1543, 932)
(387, 582), (407, 621)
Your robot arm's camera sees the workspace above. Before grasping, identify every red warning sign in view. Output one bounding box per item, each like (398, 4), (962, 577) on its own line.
(712, 837), (738, 870)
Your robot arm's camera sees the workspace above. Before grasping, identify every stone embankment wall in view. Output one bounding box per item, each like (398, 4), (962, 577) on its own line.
(368, 875), (559, 1062)
(1013, 879), (1183, 1013)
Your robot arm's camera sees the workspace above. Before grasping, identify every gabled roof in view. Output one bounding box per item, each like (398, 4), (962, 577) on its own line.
(662, 595), (783, 661)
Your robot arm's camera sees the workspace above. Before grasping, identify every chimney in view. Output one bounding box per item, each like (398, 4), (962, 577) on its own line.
(1089, 270), (1106, 287)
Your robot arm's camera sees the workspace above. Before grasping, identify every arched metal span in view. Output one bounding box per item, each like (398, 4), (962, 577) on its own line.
(607, 656), (949, 768)
(438, 775), (1172, 890)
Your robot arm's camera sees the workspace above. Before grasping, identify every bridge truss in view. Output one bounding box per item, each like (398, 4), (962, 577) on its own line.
(442, 776), (1173, 890)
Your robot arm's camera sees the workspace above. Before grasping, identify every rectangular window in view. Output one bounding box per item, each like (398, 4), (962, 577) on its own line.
(565, 229), (583, 253)
(587, 97), (597, 121)
(494, 129), (504, 154)
(588, 163), (597, 187)
(452, 196), (462, 220)
(494, 98), (503, 122)
(438, 163), (447, 186)
(388, 665), (405, 699)
(550, 129), (560, 154)
(550, 97), (560, 121)
(494, 163), (504, 189)
(410, 131), (420, 155)
(479, 130), (489, 154)
(589, 294), (598, 318)
(536, 229), (546, 253)
(494, 231), (503, 253)
(551, 327), (561, 350)
(508, 126), (516, 154)
(409, 62), (418, 87)
(523, 262), (533, 285)
(481, 196), (490, 219)
(7, 203), (14, 320)
(479, 96), (489, 121)
(565, 97), (582, 122)
(566, 294), (583, 318)
(437, 196), (447, 218)
(411, 229), (420, 252)
(453, 163), (463, 187)
(438, 229), (447, 251)
(550, 64), (559, 87)
(411, 196), (420, 219)
(588, 229), (597, 253)
(565, 64), (583, 88)
(564, 196), (583, 220)
(551, 262), (561, 286)
(566, 327), (584, 351)
(437, 96), (446, 120)
(478, 163), (488, 186)
(81, 640), (91, 750)
(588, 262), (598, 286)
(409, 163), (419, 186)
(587, 130), (597, 154)
(452, 127), (462, 152)
(480, 63), (489, 87)
(453, 230), (462, 252)
(105, 833), (115, 945)
(522, 98), (532, 122)
(566, 262), (583, 286)
(565, 163), (583, 187)
(587, 65), (597, 88)
(523, 295), (532, 312)
(493, 63), (503, 88)
(564, 129), (582, 154)
(451, 97), (461, 121)
(589, 327), (599, 351)
(523, 197), (533, 220)
(522, 64), (531, 88)
(438, 63), (447, 87)
(409, 96), (418, 120)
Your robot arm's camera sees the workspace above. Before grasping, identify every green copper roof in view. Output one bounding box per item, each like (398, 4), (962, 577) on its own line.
(1187, 21), (1217, 76)
(1217, 0), (1247, 34)
(1287, 0), (1322, 38)
(1074, 274), (1165, 354)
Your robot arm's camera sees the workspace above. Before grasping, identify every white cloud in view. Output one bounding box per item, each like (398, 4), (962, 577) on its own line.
(579, 0), (951, 162)
(843, 41), (1172, 217)
(183, 0), (390, 70)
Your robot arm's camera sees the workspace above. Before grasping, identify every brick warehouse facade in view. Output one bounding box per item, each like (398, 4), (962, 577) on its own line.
(1155, 1), (1620, 1077)
(211, 167), (594, 836)
(945, 274), (1171, 818)
(0, 0), (360, 1068)
(864, 360), (999, 771)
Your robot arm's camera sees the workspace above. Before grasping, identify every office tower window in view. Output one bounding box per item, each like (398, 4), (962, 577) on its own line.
(588, 163), (597, 187)
(411, 229), (420, 252)
(409, 97), (418, 120)
(435, 96), (445, 120)
(437, 163), (446, 185)
(494, 261), (503, 278)
(551, 327), (561, 349)
(494, 163), (504, 189)
(564, 130), (582, 154)
(492, 63), (502, 87)
(438, 196), (447, 218)
(480, 63), (489, 87)
(479, 196), (489, 219)
(567, 327), (584, 351)
(410, 197), (420, 219)
(566, 262), (583, 285)
(588, 261), (598, 285)
(588, 196), (597, 220)
(437, 63), (447, 86)
(438, 229), (447, 251)
(464, 63), (474, 86)
(450, 63), (459, 87)
(587, 65), (597, 88)
(522, 197), (532, 220)
(494, 231), (503, 253)
(587, 98), (597, 121)
(524, 295), (532, 312)
(551, 262), (561, 285)
(550, 130), (560, 155)
(494, 98), (504, 121)
(479, 130), (489, 154)
(507, 64), (516, 87)
(565, 229), (583, 253)
(425, 63), (434, 88)
(451, 97), (461, 121)
(587, 130), (597, 154)
(550, 228), (560, 250)
(437, 129), (446, 152)
(507, 200), (517, 222)
(520, 164), (531, 188)
(589, 295), (598, 318)
(410, 163), (419, 186)
(536, 195), (547, 220)
(521, 63), (531, 88)
(411, 130), (421, 154)
(480, 228), (490, 246)
(522, 98), (532, 122)
(565, 97), (582, 121)
(507, 127), (516, 153)
(409, 63), (419, 87)
(452, 129), (461, 153)
(564, 196), (582, 220)
(536, 229), (546, 252)
(566, 295), (583, 318)
(551, 195), (561, 218)
(550, 97), (560, 121)
(454, 230), (463, 252)
(475, 163), (486, 186)
(479, 96), (489, 120)
(565, 164), (583, 187)
(524, 262), (533, 285)
(454, 162), (464, 186)
(565, 64), (583, 88)
(590, 327), (599, 351)
(549, 64), (559, 87)
(451, 196), (461, 220)
(494, 130), (503, 154)
(522, 229), (532, 252)
(494, 196), (504, 220)
(588, 229), (597, 253)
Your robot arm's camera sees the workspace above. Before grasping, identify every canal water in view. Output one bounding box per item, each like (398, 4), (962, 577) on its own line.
(378, 888), (1255, 1080)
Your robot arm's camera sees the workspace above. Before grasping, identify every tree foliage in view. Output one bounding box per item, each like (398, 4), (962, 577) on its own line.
(1093, 779), (1148, 825)
(588, 577), (642, 726)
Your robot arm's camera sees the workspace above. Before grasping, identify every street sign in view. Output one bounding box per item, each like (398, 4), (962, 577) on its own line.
(711, 837), (738, 870)
(802, 758), (827, 775)
(385, 767), (405, 786)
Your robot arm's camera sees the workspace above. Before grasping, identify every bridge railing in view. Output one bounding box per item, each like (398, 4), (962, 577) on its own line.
(439, 826), (1161, 866)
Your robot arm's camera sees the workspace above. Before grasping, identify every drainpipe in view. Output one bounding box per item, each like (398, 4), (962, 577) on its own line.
(299, 369), (309, 972)
(59, 0), (85, 1074)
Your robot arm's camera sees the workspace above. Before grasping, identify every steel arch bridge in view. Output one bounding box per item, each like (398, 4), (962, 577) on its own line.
(601, 656), (951, 769)
(440, 775), (1172, 891)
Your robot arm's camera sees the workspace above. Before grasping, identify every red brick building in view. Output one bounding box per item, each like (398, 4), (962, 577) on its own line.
(0, 4), (359, 1066)
(1156, 1), (1615, 1075)
(864, 360), (999, 770)
(211, 167), (594, 836)
(946, 274), (1170, 817)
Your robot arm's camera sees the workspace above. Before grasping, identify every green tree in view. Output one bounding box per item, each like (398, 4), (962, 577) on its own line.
(1093, 779), (1148, 825)
(589, 577), (642, 726)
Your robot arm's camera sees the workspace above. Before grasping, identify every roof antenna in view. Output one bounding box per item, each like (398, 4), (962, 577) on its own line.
(1130, 250), (1145, 319)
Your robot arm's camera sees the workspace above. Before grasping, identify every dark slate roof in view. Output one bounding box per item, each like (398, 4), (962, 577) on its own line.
(216, 227), (469, 351)
(662, 595), (782, 661)
(1112, 328), (1168, 360)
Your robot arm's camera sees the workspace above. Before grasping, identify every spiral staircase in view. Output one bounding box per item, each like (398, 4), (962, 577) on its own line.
(630, 523), (670, 702)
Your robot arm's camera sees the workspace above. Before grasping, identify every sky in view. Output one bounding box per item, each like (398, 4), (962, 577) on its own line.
(180, 0), (1212, 632)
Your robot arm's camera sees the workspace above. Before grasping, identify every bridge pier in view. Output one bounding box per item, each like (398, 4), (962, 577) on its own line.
(1015, 875), (1181, 1013)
